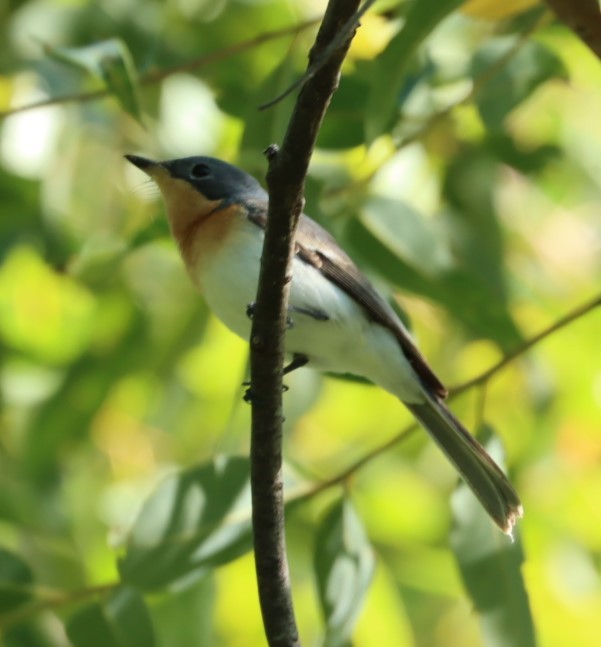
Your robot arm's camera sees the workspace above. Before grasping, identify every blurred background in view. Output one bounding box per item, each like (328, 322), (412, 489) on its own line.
(1, 0), (600, 645)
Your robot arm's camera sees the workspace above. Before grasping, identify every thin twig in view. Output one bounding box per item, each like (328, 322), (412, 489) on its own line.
(249, 2), (362, 645)
(258, 0), (378, 110)
(0, 582), (118, 630)
(451, 292), (601, 394)
(0, 19), (320, 120)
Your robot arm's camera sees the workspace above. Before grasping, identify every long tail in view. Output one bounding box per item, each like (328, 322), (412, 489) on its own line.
(405, 395), (523, 535)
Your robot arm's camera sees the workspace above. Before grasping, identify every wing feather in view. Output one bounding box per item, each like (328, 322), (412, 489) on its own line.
(247, 204), (448, 398)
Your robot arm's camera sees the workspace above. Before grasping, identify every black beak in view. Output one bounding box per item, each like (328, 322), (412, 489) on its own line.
(124, 154), (160, 172)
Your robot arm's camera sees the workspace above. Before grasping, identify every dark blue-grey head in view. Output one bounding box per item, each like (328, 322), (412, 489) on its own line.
(125, 154), (267, 204)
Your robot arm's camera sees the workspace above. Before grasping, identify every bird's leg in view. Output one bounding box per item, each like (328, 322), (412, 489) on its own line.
(288, 305), (330, 322)
(242, 354), (309, 403)
(283, 353), (309, 375)
(246, 302), (329, 330)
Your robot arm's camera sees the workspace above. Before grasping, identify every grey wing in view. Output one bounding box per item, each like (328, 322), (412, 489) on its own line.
(296, 215), (448, 399)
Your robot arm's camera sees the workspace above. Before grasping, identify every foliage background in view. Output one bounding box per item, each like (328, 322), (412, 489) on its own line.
(1, 0), (600, 645)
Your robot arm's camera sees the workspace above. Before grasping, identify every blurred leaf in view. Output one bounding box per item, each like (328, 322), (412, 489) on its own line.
(463, 0), (539, 21)
(366, 0), (465, 141)
(22, 310), (147, 488)
(442, 151), (522, 347)
(119, 456), (252, 591)
(472, 37), (567, 131)
(485, 132), (561, 173)
(314, 497), (375, 647)
(66, 587), (155, 647)
(3, 620), (67, 647)
(240, 58), (297, 155)
(0, 547), (33, 614)
(317, 75), (369, 150)
(360, 196), (452, 278)
(451, 428), (536, 647)
(152, 573), (216, 647)
(43, 39), (141, 121)
(0, 247), (95, 365)
(347, 194), (521, 346)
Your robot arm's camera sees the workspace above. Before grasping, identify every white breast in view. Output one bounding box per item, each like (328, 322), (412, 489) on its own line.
(195, 218), (424, 403)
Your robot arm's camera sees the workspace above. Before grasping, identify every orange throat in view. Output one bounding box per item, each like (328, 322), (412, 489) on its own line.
(155, 176), (240, 288)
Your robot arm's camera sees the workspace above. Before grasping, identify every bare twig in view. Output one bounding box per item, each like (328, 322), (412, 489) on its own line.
(0, 19), (320, 120)
(258, 0), (378, 110)
(248, 2), (362, 645)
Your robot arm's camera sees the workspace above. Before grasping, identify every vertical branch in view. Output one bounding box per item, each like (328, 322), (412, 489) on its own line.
(248, 1), (362, 645)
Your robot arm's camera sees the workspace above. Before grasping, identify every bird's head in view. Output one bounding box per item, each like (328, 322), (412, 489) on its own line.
(125, 154), (268, 273)
(125, 154), (266, 235)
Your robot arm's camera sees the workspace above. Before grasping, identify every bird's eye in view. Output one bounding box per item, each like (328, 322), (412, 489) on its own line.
(190, 163), (211, 180)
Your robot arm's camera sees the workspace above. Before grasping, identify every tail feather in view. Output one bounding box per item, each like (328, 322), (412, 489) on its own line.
(405, 397), (523, 535)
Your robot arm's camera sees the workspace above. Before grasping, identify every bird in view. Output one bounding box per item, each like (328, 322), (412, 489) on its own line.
(125, 153), (523, 535)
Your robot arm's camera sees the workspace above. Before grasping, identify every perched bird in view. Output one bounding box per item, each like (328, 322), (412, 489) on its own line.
(125, 154), (523, 535)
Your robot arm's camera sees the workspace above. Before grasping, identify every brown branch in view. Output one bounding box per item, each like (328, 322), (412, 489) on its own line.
(248, 2), (362, 646)
(4, 292), (598, 632)
(543, 0), (601, 60)
(0, 19), (320, 120)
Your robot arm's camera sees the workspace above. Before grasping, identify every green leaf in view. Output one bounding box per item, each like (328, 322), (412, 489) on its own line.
(43, 39), (141, 121)
(314, 498), (375, 647)
(451, 428), (536, 647)
(360, 195), (452, 278)
(0, 547), (33, 614)
(472, 37), (567, 131)
(66, 587), (155, 647)
(317, 75), (369, 150)
(346, 199), (522, 347)
(153, 574), (216, 647)
(366, 0), (465, 141)
(119, 456), (252, 591)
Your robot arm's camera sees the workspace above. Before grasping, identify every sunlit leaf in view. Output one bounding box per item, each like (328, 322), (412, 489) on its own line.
(119, 455), (252, 591)
(43, 39), (141, 121)
(0, 247), (95, 365)
(66, 587), (155, 647)
(366, 0), (465, 141)
(0, 547), (33, 614)
(451, 427), (536, 647)
(314, 497), (375, 647)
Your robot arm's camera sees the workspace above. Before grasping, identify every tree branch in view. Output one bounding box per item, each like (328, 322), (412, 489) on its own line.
(0, 19), (320, 120)
(5, 292), (598, 632)
(543, 0), (601, 61)
(248, 1), (362, 645)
